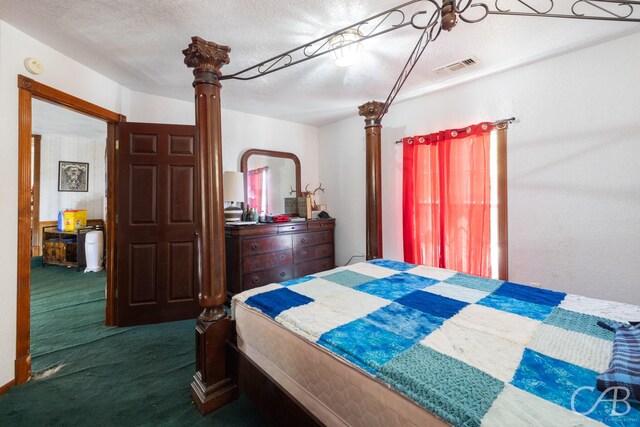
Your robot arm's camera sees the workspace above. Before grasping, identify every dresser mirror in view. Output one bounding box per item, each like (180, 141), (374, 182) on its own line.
(240, 149), (301, 215)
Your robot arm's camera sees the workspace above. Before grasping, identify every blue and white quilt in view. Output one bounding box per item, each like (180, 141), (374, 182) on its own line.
(232, 259), (640, 426)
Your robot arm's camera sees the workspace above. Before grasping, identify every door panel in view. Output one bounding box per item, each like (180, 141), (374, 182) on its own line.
(130, 165), (157, 224)
(169, 135), (194, 155)
(169, 166), (194, 223)
(168, 241), (195, 301)
(129, 243), (157, 304)
(117, 122), (200, 326)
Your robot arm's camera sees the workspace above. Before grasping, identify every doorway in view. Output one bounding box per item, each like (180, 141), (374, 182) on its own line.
(32, 99), (108, 262)
(16, 75), (125, 385)
(29, 100), (110, 368)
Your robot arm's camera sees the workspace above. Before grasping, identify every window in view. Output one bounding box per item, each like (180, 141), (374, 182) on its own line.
(402, 122), (508, 279)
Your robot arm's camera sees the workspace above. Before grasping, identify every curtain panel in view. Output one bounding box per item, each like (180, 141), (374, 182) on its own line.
(247, 167), (268, 213)
(403, 122), (494, 278)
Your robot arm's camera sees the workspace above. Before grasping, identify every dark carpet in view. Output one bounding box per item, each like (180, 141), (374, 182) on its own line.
(0, 258), (269, 426)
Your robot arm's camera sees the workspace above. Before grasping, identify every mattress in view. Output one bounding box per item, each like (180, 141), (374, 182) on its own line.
(235, 300), (447, 427)
(233, 259), (640, 426)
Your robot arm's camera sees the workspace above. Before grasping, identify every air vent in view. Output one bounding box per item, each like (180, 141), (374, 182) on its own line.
(432, 56), (479, 75)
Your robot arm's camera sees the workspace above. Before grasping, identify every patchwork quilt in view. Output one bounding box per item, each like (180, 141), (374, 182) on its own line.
(232, 259), (640, 426)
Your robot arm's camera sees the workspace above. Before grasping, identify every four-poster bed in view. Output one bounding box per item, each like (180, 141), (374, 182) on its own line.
(182, 37), (237, 413)
(182, 1), (640, 424)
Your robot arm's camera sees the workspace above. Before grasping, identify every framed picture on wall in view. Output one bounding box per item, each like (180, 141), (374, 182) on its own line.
(58, 161), (89, 192)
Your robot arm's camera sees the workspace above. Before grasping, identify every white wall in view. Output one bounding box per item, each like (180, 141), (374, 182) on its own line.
(319, 31), (640, 306)
(0, 20), (319, 388)
(39, 135), (107, 221)
(318, 117), (367, 263)
(128, 91), (194, 125)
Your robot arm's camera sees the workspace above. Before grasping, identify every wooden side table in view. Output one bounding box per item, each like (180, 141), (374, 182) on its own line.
(41, 226), (91, 271)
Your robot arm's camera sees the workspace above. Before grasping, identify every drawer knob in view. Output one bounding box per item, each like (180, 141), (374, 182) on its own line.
(322, 263), (328, 268)
(280, 255), (285, 260)
(252, 277), (259, 284)
(251, 244), (259, 250)
(300, 250), (308, 256)
(322, 249), (327, 255)
(280, 271), (286, 277)
(322, 235), (327, 241)
(300, 238), (306, 244)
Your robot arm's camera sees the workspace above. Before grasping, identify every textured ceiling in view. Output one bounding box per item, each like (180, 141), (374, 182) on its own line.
(2, 1), (639, 126)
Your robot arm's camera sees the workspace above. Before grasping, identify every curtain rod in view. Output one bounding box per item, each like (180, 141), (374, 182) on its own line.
(394, 117), (516, 144)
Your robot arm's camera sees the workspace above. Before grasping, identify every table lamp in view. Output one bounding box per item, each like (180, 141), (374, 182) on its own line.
(223, 171), (245, 222)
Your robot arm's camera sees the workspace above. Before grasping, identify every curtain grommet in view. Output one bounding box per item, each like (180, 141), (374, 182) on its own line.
(451, 131), (458, 137)
(418, 137), (425, 143)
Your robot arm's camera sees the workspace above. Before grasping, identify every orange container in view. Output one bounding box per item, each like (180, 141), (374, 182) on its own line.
(63, 210), (88, 231)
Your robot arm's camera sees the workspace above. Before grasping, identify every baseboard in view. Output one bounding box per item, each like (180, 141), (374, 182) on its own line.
(0, 378), (16, 396)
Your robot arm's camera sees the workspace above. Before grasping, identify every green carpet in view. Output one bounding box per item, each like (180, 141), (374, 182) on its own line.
(0, 258), (269, 426)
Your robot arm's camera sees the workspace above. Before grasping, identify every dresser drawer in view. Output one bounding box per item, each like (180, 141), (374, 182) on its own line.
(243, 250), (292, 273)
(278, 223), (308, 233)
(243, 266), (294, 290)
(294, 243), (333, 263)
(293, 231), (333, 248)
(307, 220), (334, 230)
(294, 257), (334, 277)
(242, 235), (292, 255)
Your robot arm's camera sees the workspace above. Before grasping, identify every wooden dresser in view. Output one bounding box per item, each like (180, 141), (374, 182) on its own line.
(225, 218), (336, 296)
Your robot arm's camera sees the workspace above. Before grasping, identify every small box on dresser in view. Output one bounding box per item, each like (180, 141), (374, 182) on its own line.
(225, 218), (336, 296)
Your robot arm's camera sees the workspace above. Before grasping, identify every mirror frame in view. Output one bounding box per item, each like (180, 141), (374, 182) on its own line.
(240, 149), (302, 208)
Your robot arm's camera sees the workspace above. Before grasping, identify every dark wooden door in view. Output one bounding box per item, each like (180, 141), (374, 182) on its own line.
(116, 122), (200, 326)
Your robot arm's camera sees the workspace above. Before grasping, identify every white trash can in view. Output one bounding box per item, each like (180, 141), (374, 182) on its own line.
(84, 230), (104, 273)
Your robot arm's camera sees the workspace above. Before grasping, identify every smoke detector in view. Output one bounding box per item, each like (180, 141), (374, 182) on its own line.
(24, 57), (44, 75)
(432, 56), (479, 75)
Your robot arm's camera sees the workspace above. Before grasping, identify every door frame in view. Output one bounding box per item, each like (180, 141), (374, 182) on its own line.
(31, 134), (41, 256)
(16, 75), (126, 384)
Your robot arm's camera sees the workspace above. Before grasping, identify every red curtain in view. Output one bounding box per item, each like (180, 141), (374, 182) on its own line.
(403, 123), (493, 277)
(247, 167), (267, 213)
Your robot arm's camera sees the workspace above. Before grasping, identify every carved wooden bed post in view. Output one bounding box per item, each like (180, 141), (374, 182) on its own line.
(183, 36), (238, 415)
(358, 101), (385, 260)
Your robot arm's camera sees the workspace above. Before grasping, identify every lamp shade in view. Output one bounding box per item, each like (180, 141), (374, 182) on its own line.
(223, 171), (245, 203)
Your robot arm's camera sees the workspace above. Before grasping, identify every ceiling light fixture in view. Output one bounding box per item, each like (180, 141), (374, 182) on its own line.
(328, 29), (363, 67)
